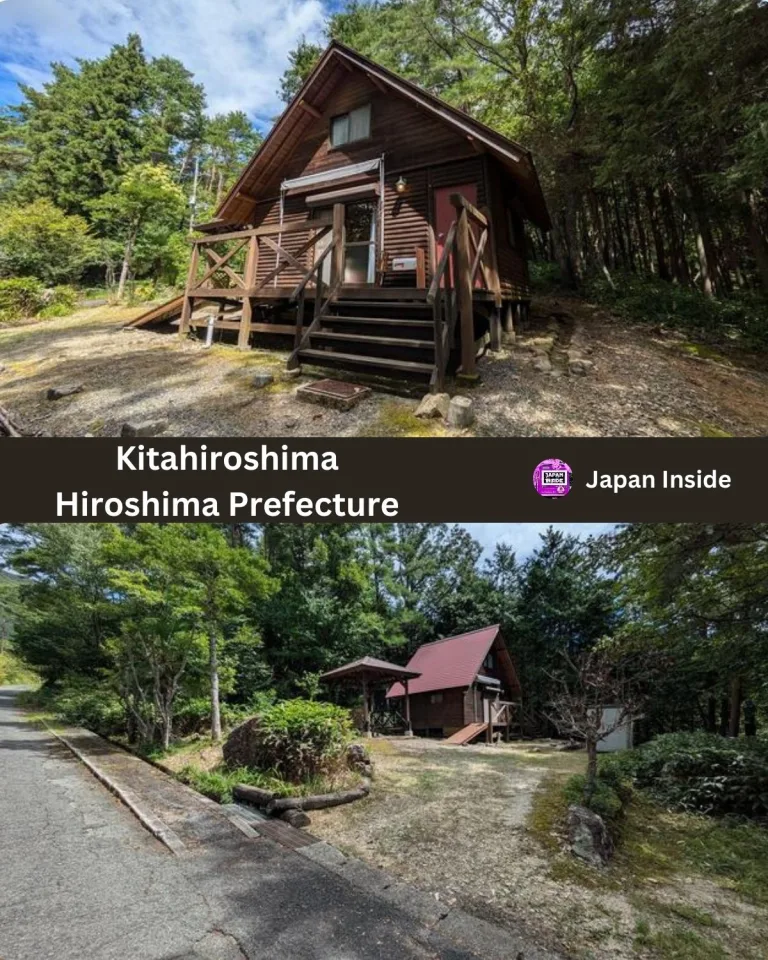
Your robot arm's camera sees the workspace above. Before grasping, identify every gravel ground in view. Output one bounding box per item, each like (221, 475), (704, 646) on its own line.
(1, 299), (766, 437)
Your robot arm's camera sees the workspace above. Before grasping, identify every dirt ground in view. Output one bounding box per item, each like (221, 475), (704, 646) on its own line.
(1, 298), (766, 437)
(309, 738), (768, 960)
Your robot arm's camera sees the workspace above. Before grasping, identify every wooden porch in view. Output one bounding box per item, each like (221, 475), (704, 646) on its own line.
(173, 195), (523, 391)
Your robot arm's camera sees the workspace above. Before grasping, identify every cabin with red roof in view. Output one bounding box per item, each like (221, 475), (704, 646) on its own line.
(387, 625), (521, 744)
(131, 42), (550, 392)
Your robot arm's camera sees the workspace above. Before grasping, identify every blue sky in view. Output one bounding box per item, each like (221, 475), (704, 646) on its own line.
(461, 524), (616, 560)
(0, 0), (339, 129)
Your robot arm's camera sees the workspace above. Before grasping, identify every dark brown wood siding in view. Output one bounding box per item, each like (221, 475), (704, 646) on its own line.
(485, 156), (530, 299)
(409, 688), (466, 734)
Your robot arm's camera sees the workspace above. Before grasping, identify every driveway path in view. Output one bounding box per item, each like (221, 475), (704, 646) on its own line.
(0, 688), (554, 960)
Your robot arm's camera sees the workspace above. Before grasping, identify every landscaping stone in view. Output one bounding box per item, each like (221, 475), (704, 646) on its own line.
(46, 383), (84, 401)
(346, 743), (373, 777)
(120, 420), (168, 437)
(414, 392), (450, 420)
(284, 366), (302, 379)
(567, 804), (613, 866)
(223, 717), (261, 770)
(447, 395), (475, 428)
(533, 355), (553, 373)
(251, 369), (275, 389)
(569, 359), (594, 376)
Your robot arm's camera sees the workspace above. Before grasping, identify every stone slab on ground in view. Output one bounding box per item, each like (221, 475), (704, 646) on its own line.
(296, 378), (372, 411)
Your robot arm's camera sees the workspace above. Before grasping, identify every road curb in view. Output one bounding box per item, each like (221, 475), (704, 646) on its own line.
(44, 722), (187, 857)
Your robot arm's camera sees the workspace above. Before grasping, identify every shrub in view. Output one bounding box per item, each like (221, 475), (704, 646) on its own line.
(0, 276), (44, 322)
(31, 679), (124, 736)
(0, 650), (38, 686)
(563, 772), (625, 822)
(38, 285), (78, 319)
(224, 698), (354, 783)
(615, 732), (768, 820)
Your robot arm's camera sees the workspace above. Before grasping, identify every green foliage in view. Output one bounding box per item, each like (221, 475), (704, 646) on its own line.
(0, 277), (45, 322)
(615, 732), (768, 820)
(29, 679), (125, 737)
(0, 650), (38, 686)
(229, 698), (354, 783)
(0, 200), (97, 285)
(563, 772), (625, 823)
(38, 285), (78, 319)
(584, 273), (768, 350)
(278, 39), (323, 104)
(177, 763), (298, 804)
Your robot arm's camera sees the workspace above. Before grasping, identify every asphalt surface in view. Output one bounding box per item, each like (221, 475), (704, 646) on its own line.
(0, 688), (484, 960)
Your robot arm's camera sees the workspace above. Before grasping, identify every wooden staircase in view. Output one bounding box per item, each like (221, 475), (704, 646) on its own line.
(444, 722), (488, 746)
(295, 292), (437, 384)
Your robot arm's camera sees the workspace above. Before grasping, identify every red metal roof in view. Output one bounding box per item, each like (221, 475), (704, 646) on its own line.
(387, 625), (501, 699)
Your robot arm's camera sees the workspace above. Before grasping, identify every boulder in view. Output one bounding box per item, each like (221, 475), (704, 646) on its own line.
(223, 716), (262, 770)
(567, 804), (613, 866)
(533, 355), (553, 373)
(346, 743), (373, 777)
(47, 383), (84, 401)
(120, 420), (168, 437)
(415, 393), (450, 420)
(251, 370), (275, 389)
(447, 395), (475, 428)
(569, 359), (594, 377)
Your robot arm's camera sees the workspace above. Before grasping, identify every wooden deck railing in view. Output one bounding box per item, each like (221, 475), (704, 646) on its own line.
(427, 194), (501, 389)
(179, 203), (345, 350)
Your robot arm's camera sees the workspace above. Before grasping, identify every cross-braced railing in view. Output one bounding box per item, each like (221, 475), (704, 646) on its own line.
(179, 202), (345, 351)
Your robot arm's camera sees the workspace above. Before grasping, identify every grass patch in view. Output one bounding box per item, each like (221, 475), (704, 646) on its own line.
(698, 423), (733, 438)
(0, 651), (39, 686)
(358, 401), (444, 438)
(633, 923), (728, 960)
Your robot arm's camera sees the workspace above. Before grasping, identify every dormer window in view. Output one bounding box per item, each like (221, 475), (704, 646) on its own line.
(330, 104), (371, 147)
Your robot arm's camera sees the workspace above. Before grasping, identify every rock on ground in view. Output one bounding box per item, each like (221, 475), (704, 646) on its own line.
(447, 395), (475, 427)
(415, 392), (450, 419)
(567, 804), (613, 866)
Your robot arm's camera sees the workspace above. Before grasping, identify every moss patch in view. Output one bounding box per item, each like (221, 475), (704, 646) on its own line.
(358, 400), (445, 437)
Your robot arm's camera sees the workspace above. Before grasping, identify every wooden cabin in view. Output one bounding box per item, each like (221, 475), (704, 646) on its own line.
(132, 42), (551, 390)
(386, 625), (521, 744)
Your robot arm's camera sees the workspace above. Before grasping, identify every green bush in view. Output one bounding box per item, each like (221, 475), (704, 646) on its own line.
(563, 772), (625, 822)
(0, 276), (44, 322)
(177, 764), (294, 804)
(173, 697), (255, 736)
(0, 199), (98, 284)
(38, 285), (78, 319)
(31, 679), (124, 736)
(228, 698), (354, 783)
(0, 650), (38, 686)
(614, 732), (768, 820)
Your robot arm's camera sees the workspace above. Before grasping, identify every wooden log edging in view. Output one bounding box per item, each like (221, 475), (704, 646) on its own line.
(234, 779), (371, 817)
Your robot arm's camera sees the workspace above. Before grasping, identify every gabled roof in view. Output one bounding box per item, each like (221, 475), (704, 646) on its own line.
(321, 656), (421, 683)
(387, 625), (518, 698)
(213, 41), (550, 231)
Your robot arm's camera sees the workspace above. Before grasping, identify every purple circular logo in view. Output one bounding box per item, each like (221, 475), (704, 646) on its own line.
(533, 459), (572, 498)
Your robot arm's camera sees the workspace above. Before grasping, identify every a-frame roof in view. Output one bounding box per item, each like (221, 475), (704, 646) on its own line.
(387, 625), (520, 699)
(212, 41), (551, 231)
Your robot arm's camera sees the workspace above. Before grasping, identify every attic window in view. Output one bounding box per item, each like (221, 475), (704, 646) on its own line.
(330, 104), (371, 147)
(483, 652), (496, 670)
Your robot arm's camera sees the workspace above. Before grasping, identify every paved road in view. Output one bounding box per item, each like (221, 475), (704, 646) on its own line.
(0, 688), (485, 960)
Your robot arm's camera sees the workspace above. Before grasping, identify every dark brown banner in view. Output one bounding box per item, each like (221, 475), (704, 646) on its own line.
(2, 438), (766, 522)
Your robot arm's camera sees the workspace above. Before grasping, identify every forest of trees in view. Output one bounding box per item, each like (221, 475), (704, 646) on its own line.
(1, 2), (766, 337)
(1, 523), (765, 749)
(0, 35), (261, 299)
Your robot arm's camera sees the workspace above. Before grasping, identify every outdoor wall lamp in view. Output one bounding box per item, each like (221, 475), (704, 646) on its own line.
(395, 176), (408, 195)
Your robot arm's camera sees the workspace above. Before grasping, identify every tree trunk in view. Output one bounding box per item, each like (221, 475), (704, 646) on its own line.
(728, 675), (742, 738)
(743, 191), (768, 293)
(646, 187), (670, 280)
(719, 696), (730, 736)
(585, 737), (598, 800)
(117, 238), (133, 302)
(660, 183), (691, 285)
(209, 628), (222, 742)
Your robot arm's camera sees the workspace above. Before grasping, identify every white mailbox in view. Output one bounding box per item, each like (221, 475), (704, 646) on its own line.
(391, 257), (418, 272)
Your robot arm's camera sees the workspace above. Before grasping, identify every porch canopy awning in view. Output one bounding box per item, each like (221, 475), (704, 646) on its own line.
(281, 157), (382, 195)
(321, 657), (421, 737)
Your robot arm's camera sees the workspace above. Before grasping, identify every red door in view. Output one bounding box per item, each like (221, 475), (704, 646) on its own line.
(434, 183), (481, 287)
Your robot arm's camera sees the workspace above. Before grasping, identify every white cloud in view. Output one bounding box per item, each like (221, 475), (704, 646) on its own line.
(461, 523), (617, 560)
(0, 0), (327, 119)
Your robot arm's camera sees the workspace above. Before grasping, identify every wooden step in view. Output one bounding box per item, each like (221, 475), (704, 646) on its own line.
(326, 315), (433, 328)
(444, 722), (488, 746)
(298, 349), (433, 375)
(333, 299), (432, 309)
(312, 331), (434, 350)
